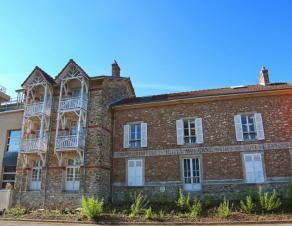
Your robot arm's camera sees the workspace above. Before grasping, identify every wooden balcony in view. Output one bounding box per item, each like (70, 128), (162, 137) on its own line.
(21, 137), (48, 153)
(55, 134), (85, 151)
(59, 97), (87, 111)
(24, 102), (51, 117)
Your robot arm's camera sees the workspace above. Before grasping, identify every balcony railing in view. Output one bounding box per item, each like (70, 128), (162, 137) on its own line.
(21, 137), (48, 153)
(55, 134), (85, 151)
(59, 97), (88, 111)
(24, 102), (51, 116)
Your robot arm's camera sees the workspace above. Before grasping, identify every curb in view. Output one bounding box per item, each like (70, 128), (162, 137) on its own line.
(1, 218), (292, 225)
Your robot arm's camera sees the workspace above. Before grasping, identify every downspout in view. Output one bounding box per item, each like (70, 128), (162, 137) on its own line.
(110, 109), (115, 203)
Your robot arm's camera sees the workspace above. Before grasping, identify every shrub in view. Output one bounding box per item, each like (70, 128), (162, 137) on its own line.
(217, 198), (231, 218)
(130, 192), (149, 218)
(240, 195), (255, 214)
(159, 195), (166, 205)
(176, 188), (190, 211)
(283, 180), (292, 208)
(258, 189), (281, 213)
(158, 209), (165, 218)
(4, 207), (27, 217)
(144, 207), (154, 220)
(81, 196), (104, 220)
(190, 198), (202, 218)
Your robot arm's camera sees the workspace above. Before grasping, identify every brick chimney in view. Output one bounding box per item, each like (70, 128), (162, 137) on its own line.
(112, 60), (120, 77)
(259, 66), (270, 85)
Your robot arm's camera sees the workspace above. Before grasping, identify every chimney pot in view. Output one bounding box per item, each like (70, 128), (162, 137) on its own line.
(259, 66), (270, 85)
(112, 60), (120, 77)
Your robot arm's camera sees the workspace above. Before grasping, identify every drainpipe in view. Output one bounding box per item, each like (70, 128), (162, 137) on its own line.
(110, 109), (115, 203)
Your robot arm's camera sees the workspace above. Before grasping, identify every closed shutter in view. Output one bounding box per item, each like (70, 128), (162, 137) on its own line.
(141, 123), (147, 147)
(195, 118), (204, 144)
(244, 155), (254, 183)
(254, 113), (265, 140)
(234, 115), (244, 141)
(123, 124), (130, 148)
(128, 159), (143, 186)
(176, 119), (184, 145)
(253, 154), (264, 183)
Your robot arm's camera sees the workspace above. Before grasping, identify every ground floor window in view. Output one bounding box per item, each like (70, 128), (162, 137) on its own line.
(1, 165), (16, 189)
(128, 159), (143, 186)
(243, 153), (264, 183)
(65, 159), (80, 191)
(183, 157), (201, 191)
(30, 160), (42, 191)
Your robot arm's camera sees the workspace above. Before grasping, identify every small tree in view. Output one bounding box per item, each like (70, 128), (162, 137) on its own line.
(130, 192), (149, 218)
(217, 198), (231, 218)
(258, 189), (281, 213)
(240, 195), (255, 214)
(81, 196), (103, 220)
(176, 188), (190, 212)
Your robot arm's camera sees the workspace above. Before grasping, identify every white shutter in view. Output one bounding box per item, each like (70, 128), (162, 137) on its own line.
(128, 160), (135, 186)
(123, 124), (130, 148)
(254, 113), (265, 140)
(128, 159), (143, 186)
(135, 160), (143, 186)
(176, 119), (184, 145)
(253, 154), (264, 183)
(234, 115), (244, 141)
(244, 155), (255, 183)
(195, 118), (204, 144)
(141, 123), (147, 147)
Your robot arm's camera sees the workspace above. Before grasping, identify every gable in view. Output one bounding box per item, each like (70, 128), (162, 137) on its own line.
(21, 66), (55, 89)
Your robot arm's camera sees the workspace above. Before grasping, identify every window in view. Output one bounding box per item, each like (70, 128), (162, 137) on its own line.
(243, 153), (264, 183)
(6, 130), (21, 152)
(1, 165), (16, 189)
(234, 113), (265, 141)
(183, 119), (196, 144)
(123, 123), (147, 148)
(182, 158), (201, 191)
(128, 159), (143, 186)
(30, 160), (42, 191)
(176, 118), (203, 145)
(72, 89), (81, 98)
(69, 121), (78, 135)
(241, 115), (256, 140)
(130, 124), (141, 148)
(65, 159), (80, 191)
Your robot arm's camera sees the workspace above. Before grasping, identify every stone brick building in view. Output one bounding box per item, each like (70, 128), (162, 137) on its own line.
(0, 61), (291, 208)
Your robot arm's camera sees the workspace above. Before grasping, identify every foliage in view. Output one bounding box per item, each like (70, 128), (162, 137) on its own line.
(129, 192), (149, 218)
(4, 207), (27, 216)
(240, 195), (255, 214)
(217, 198), (231, 218)
(190, 197), (202, 218)
(158, 209), (165, 218)
(81, 196), (104, 220)
(283, 180), (292, 208)
(176, 188), (190, 211)
(144, 207), (154, 220)
(258, 189), (281, 213)
(159, 195), (167, 205)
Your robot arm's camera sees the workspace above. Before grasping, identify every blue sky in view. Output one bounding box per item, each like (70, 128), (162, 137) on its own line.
(0, 0), (292, 98)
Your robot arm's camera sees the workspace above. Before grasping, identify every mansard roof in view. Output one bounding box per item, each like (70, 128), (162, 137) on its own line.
(55, 59), (89, 82)
(21, 66), (55, 87)
(113, 82), (292, 107)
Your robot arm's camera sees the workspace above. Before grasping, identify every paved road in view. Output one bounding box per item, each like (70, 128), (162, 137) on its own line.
(1, 221), (292, 226)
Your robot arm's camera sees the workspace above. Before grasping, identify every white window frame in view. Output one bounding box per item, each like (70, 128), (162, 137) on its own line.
(241, 114), (257, 141)
(129, 123), (142, 148)
(30, 160), (42, 191)
(127, 158), (144, 186)
(65, 159), (80, 191)
(183, 119), (196, 144)
(181, 157), (202, 192)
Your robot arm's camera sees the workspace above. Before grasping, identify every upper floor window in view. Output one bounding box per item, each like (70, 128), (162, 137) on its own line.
(176, 118), (203, 145)
(234, 113), (265, 141)
(123, 122), (147, 149)
(6, 130), (21, 152)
